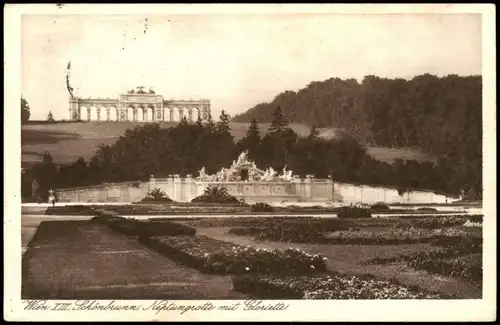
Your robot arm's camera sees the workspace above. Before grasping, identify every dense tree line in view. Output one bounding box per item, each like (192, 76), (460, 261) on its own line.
(233, 74), (482, 198)
(21, 108), (479, 201)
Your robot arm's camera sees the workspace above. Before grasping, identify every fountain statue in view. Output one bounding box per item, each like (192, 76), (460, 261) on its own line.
(236, 150), (249, 166)
(198, 166), (207, 179)
(195, 151), (296, 182)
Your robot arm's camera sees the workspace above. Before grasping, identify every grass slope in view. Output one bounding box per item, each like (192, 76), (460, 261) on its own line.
(21, 122), (434, 168)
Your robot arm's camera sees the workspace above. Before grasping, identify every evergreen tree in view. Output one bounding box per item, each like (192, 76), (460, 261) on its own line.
(214, 110), (236, 167)
(237, 118), (261, 160)
(246, 118), (261, 141)
(268, 106), (288, 133)
(21, 97), (30, 124)
(46, 111), (55, 122)
(205, 114), (215, 132)
(31, 151), (58, 200)
(216, 110), (232, 135)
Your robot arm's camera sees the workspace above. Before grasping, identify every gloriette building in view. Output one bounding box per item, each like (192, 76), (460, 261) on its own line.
(68, 89), (211, 123)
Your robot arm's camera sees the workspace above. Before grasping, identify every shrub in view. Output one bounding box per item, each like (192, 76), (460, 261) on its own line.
(337, 206), (372, 219)
(370, 202), (390, 211)
(250, 202), (274, 212)
(191, 185), (242, 204)
(232, 273), (448, 299)
(139, 188), (173, 203)
(141, 235), (327, 275)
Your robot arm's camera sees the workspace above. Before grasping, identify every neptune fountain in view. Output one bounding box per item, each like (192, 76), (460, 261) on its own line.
(196, 151), (297, 183)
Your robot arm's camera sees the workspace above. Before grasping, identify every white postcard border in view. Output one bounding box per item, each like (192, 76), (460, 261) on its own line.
(4, 4), (496, 322)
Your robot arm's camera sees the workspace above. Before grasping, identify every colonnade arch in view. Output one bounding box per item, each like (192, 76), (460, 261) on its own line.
(78, 105), (119, 122)
(80, 106), (89, 121)
(136, 106), (145, 122)
(69, 95), (211, 123)
(90, 107), (99, 121)
(171, 107), (180, 122)
(191, 108), (200, 122)
(164, 106), (203, 123)
(146, 105), (154, 122)
(109, 106), (118, 121)
(127, 106), (135, 121)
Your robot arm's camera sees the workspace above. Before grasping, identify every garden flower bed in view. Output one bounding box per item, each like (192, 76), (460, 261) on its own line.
(92, 215), (197, 237)
(391, 216), (470, 229)
(181, 216), (328, 228)
(224, 216), (480, 245)
(227, 227), (266, 237)
(109, 204), (251, 215)
(365, 236), (482, 283)
(320, 228), (475, 245)
(463, 220), (482, 227)
(232, 273), (449, 299)
(140, 235), (327, 275)
(408, 253), (482, 283)
(468, 214), (483, 224)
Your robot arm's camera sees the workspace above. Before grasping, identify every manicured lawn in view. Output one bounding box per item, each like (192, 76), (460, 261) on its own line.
(22, 220), (246, 299)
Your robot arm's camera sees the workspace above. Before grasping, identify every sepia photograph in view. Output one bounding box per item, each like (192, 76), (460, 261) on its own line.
(5, 3), (496, 322)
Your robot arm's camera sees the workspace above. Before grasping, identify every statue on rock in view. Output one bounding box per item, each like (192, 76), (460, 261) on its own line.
(195, 151), (296, 182)
(198, 166), (207, 179)
(236, 150), (249, 166)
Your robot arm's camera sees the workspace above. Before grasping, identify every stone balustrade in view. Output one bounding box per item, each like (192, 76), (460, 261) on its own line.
(53, 176), (459, 205)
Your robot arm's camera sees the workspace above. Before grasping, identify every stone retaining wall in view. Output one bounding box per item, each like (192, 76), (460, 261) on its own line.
(54, 176), (458, 205)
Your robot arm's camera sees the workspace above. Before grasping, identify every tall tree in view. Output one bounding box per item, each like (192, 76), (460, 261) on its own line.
(237, 118), (261, 160)
(268, 106), (288, 133)
(21, 97), (30, 124)
(216, 110), (232, 135)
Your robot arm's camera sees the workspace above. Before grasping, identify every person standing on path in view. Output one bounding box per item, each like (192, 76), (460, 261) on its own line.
(48, 189), (56, 207)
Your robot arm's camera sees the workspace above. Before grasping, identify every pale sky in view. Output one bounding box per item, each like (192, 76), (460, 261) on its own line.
(22, 14), (482, 120)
